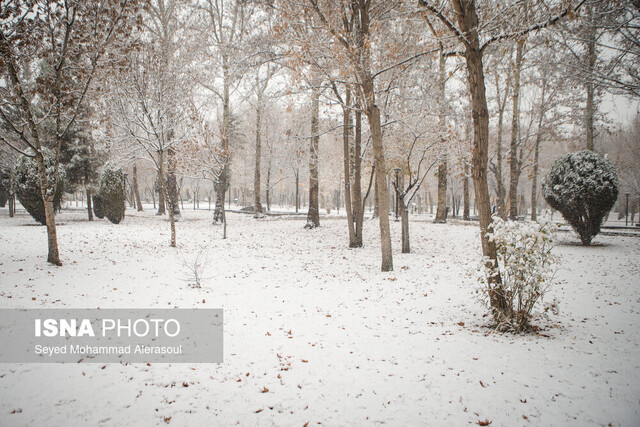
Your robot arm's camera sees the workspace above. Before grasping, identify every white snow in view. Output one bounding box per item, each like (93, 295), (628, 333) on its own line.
(0, 208), (639, 425)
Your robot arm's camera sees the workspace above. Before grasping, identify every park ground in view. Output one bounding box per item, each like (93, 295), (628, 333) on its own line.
(0, 207), (639, 426)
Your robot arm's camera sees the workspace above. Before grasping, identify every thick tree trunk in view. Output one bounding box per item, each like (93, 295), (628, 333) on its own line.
(254, 90), (264, 217)
(305, 83), (320, 229)
(367, 103), (393, 271)
(132, 163), (143, 212)
(35, 152), (61, 265)
(434, 161), (448, 222)
(508, 38), (524, 220)
(452, 0), (504, 311)
(86, 188), (93, 221)
(167, 147), (180, 218)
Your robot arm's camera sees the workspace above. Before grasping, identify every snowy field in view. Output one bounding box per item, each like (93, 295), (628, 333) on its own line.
(0, 208), (639, 426)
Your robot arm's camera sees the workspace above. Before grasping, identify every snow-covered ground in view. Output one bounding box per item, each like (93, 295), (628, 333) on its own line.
(0, 207), (639, 426)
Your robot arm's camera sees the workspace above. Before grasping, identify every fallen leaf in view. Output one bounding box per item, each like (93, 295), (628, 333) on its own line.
(261, 387), (269, 393)
(478, 420), (492, 426)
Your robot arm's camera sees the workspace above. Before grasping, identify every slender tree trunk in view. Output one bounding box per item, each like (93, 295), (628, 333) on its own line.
(167, 147), (180, 218)
(305, 82), (320, 229)
(463, 162), (470, 220)
(254, 89), (264, 217)
(531, 75), (548, 222)
(9, 193), (15, 217)
(342, 88), (356, 245)
(434, 48), (449, 223)
(156, 168), (166, 216)
(496, 106), (507, 220)
(157, 150), (176, 247)
(295, 170), (299, 213)
(132, 163), (143, 212)
(352, 107), (364, 247)
(508, 38), (524, 220)
(585, 4), (596, 151)
(86, 188), (93, 221)
(214, 57), (231, 224)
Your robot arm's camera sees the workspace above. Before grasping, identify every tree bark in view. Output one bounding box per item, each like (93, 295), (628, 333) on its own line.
(86, 188), (93, 221)
(352, 107), (364, 247)
(463, 161), (470, 220)
(434, 48), (449, 223)
(494, 72), (508, 220)
(508, 38), (524, 220)
(451, 0), (504, 310)
(254, 86), (264, 216)
(305, 81), (320, 229)
(214, 56), (231, 224)
(167, 147), (180, 218)
(35, 151), (61, 265)
(157, 150), (176, 247)
(434, 161), (448, 222)
(367, 102), (393, 271)
(132, 163), (143, 212)
(585, 3), (596, 151)
(156, 167), (166, 215)
(342, 88), (356, 244)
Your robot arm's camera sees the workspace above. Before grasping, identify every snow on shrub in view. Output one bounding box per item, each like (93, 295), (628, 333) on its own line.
(542, 150), (618, 245)
(98, 163), (125, 224)
(478, 218), (558, 333)
(11, 149), (64, 225)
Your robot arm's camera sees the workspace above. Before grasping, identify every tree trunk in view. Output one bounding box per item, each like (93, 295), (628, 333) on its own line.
(34, 151), (61, 265)
(463, 162), (470, 220)
(342, 88), (356, 245)
(86, 188), (93, 221)
(452, 0), (504, 311)
(156, 168), (166, 215)
(585, 4), (596, 151)
(508, 38), (525, 220)
(9, 193), (15, 217)
(254, 89), (264, 217)
(167, 147), (180, 218)
(305, 82), (320, 229)
(367, 103), (393, 271)
(530, 74), (548, 221)
(352, 107), (364, 247)
(157, 150), (176, 247)
(214, 56), (232, 224)
(434, 161), (448, 222)
(132, 163), (143, 212)
(496, 105), (507, 220)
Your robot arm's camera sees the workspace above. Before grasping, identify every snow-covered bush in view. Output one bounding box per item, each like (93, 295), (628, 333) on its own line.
(11, 149), (64, 225)
(478, 218), (557, 333)
(542, 150), (618, 245)
(92, 194), (105, 219)
(98, 163), (125, 224)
